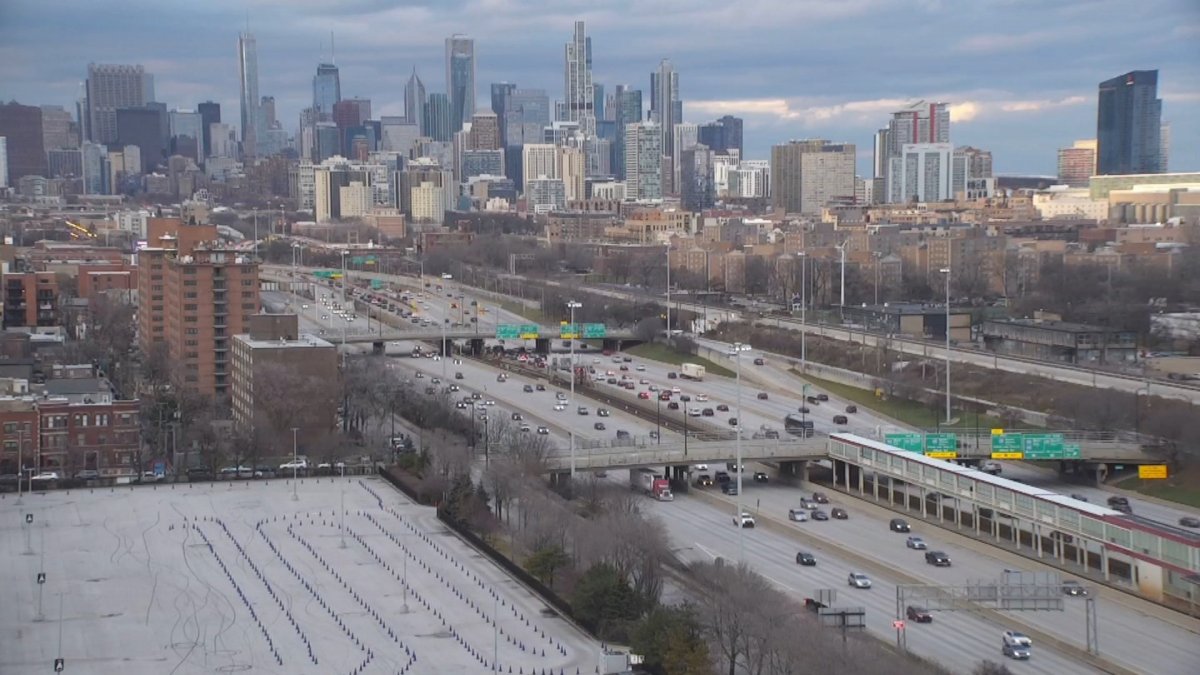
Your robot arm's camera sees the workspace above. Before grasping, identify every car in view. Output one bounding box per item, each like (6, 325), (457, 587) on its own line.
(688, 407), (703, 417)
(721, 482), (739, 496)
(1002, 631), (1032, 649)
(456, 401), (468, 409)
(519, 424), (532, 432)
(831, 507), (848, 519)
(757, 392), (769, 400)
(716, 404), (730, 412)
(536, 384), (546, 391)
(728, 417), (739, 427)
(619, 365), (629, 371)
(75, 469), (101, 481)
(556, 392), (568, 401)
(753, 357), (765, 366)
(797, 406), (810, 414)
(906, 606), (933, 623)
(670, 386), (681, 394)
(415, 372), (425, 379)
(1180, 516), (1200, 528)
(598, 408), (611, 417)
(906, 536), (928, 550)
(649, 384), (660, 392)
(925, 550), (952, 567)
(485, 399), (496, 406)
(845, 404), (858, 413)
(667, 401), (680, 410)
(1003, 643), (1031, 660)
(753, 471), (769, 483)
(832, 415), (849, 425)
(639, 378), (650, 385)
(797, 497), (819, 510)
(1061, 580), (1088, 596)
(553, 403), (567, 411)
(816, 393), (829, 401)
(649, 431), (659, 439)
(592, 357), (601, 364)
(448, 384), (460, 392)
(577, 406), (589, 415)
(638, 391), (651, 399)
(635, 364), (646, 371)
(812, 510), (829, 521)
(496, 374), (507, 382)
(696, 474), (714, 487)
(622, 356), (633, 363)
(848, 572), (872, 589)
(694, 394), (709, 402)
(31, 471), (61, 482)
(795, 552), (817, 566)
(1070, 493), (1089, 502)
(788, 508), (810, 522)
(890, 518), (911, 532)
(523, 384), (534, 392)
(667, 372), (678, 379)
(734, 512), (756, 528)
(279, 460), (308, 471)
(535, 426), (550, 435)
(511, 412), (524, 421)
(593, 422), (606, 430)
(714, 471), (730, 484)
(812, 492), (829, 504)
(980, 461), (1002, 475)
(679, 394), (691, 402)
(607, 377), (618, 384)
(701, 408), (715, 417)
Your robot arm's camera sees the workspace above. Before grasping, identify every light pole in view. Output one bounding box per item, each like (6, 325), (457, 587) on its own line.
(799, 252), (808, 371)
(801, 384), (811, 430)
(15, 429), (24, 505)
(664, 244), (671, 339)
(940, 268), (952, 424)
(728, 342), (751, 562)
(291, 427), (299, 502)
(837, 242), (847, 318)
(567, 300), (582, 478)
(340, 250), (350, 350)
(873, 252), (882, 306)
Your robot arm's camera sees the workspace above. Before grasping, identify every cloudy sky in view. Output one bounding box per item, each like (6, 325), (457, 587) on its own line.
(2, 0), (1197, 176)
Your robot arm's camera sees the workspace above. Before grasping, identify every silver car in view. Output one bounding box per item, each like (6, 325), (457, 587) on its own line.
(848, 572), (872, 589)
(787, 508), (810, 522)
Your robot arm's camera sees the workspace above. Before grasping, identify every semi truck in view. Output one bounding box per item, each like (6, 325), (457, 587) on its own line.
(680, 363), (706, 381)
(630, 468), (673, 501)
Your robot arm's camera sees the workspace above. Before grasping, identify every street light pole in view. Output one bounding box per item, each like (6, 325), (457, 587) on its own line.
(800, 252), (807, 371)
(940, 268), (952, 424)
(16, 429), (23, 505)
(665, 244), (671, 338)
(291, 427), (300, 502)
(567, 300), (582, 478)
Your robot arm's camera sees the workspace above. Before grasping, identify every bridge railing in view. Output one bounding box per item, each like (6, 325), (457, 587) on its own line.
(547, 436), (829, 470)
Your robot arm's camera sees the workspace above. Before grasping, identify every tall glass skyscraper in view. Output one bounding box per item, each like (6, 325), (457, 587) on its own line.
(612, 85), (642, 181)
(313, 63), (341, 122)
(563, 21), (595, 137)
(237, 32), (260, 158)
(1097, 70), (1162, 175)
(424, 93), (452, 142)
(445, 35), (475, 133)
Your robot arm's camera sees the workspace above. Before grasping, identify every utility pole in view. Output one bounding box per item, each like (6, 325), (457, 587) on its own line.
(941, 267), (952, 423)
(567, 300), (582, 478)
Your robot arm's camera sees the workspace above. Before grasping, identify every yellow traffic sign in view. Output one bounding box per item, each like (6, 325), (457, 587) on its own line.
(1138, 465), (1168, 480)
(926, 451), (958, 459)
(991, 428), (1004, 435)
(991, 452), (1023, 460)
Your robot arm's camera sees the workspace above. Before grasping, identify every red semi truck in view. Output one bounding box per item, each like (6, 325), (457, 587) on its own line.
(630, 468), (673, 501)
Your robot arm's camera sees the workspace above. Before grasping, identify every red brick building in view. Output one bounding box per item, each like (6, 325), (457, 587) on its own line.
(36, 399), (140, 477)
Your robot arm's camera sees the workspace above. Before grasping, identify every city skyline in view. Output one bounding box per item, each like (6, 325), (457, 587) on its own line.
(1, 0), (1197, 176)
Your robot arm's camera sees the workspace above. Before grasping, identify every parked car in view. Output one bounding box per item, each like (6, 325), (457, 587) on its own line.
(906, 536), (927, 550)
(795, 551), (816, 566)
(906, 606), (933, 623)
(75, 469), (101, 481)
(847, 572), (872, 589)
(890, 518), (911, 532)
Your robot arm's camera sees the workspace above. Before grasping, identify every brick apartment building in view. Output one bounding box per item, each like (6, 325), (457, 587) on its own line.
(230, 314), (338, 450)
(138, 217), (260, 396)
(0, 394), (140, 478)
(2, 271), (59, 328)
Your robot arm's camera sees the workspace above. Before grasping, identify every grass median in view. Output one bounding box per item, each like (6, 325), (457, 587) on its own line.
(1114, 470), (1200, 509)
(628, 343), (736, 378)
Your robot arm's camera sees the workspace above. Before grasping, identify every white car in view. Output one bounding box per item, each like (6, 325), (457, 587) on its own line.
(635, 365), (646, 371)
(536, 426), (550, 435)
(671, 386), (681, 394)
(1002, 631), (1032, 648)
(30, 471), (61, 482)
(734, 512), (756, 528)
(693, 464), (709, 471)
(906, 536), (928, 550)
(694, 394), (709, 402)
(788, 508), (810, 522)
(688, 407), (703, 417)
(553, 403), (567, 411)
(279, 460), (308, 471)
(848, 572), (872, 589)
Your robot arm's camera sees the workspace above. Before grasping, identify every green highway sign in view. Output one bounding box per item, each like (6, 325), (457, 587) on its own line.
(583, 323), (607, 339)
(519, 323), (541, 339)
(924, 433), (959, 452)
(1023, 433), (1065, 459)
(1062, 444), (1082, 459)
(885, 433), (924, 453)
(496, 324), (519, 340)
(560, 323), (580, 339)
(992, 433), (1024, 452)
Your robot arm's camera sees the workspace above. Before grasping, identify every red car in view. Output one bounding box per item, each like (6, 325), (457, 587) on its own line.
(658, 392), (671, 401)
(638, 391), (651, 399)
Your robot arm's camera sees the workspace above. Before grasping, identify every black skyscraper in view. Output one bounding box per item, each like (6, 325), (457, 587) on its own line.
(197, 101), (220, 159)
(1097, 70), (1162, 175)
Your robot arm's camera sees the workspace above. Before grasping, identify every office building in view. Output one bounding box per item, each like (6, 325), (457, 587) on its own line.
(313, 63), (341, 121)
(889, 143), (953, 203)
(461, 149), (504, 180)
(681, 145), (715, 211)
(624, 121), (662, 201)
(424, 93), (452, 142)
(81, 141), (106, 193)
(0, 137), (8, 188)
(238, 32), (261, 157)
(231, 315), (338, 446)
(468, 111), (501, 151)
(138, 218), (259, 396)
(1097, 70), (1162, 175)
(671, 122), (698, 196)
(501, 88), (550, 187)
(0, 103), (46, 179)
(197, 101), (221, 159)
(405, 68), (427, 134)
(40, 105), (76, 151)
(47, 148), (83, 179)
(1057, 139), (1096, 187)
(771, 139), (856, 215)
(527, 177), (566, 213)
(446, 35), (476, 133)
(563, 21), (596, 136)
(380, 117), (420, 156)
(612, 85), (642, 180)
(490, 82), (517, 144)
(85, 63), (149, 144)
(1160, 122), (1170, 173)
(522, 144), (558, 187)
(169, 109), (203, 159)
(650, 59), (682, 157)
(698, 116), (743, 157)
(333, 98), (371, 129)
(116, 106), (165, 173)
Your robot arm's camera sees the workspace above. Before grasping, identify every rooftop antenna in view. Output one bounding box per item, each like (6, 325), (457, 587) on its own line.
(331, 31), (336, 65)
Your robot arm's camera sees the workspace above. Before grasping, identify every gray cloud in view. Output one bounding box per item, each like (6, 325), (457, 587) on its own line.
(1, 0), (1197, 174)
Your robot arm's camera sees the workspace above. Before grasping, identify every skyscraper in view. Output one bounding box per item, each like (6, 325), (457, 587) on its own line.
(238, 32), (261, 158)
(1096, 70), (1162, 175)
(0, 103), (47, 179)
(502, 89), (550, 187)
(770, 139), (856, 215)
(85, 63), (149, 144)
(563, 21), (595, 137)
(650, 59), (681, 156)
(612, 85), (642, 180)
(424, 93), (452, 142)
(625, 121), (662, 201)
(880, 101), (950, 202)
(445, 35), (476, 133)
(0, 137), (8, 188)
(197, 101), (221, 158)
(405, 68), (427, 134)
(313, 63), (341, 121)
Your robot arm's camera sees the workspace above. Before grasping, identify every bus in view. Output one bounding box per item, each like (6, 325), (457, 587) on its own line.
(784, 413), (814, 438)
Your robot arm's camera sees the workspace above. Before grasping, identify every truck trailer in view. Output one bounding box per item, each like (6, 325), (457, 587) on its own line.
(680, 363), (706, 381)
(630, 468), (673, 501)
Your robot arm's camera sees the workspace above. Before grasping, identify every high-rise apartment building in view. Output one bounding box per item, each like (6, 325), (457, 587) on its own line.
(681, 145), (715, 212)
(2, 272), (58, 328)
(625, 121), (662, 201)
(1097, 70), (1162, 175)
(650, 59), (682, 156)
(405, 68), (427, 134)
(1057, 139), (1096, 187)
(563, 21), (596, 137)
(85, 64), (149, 145)
(0, 103), (46, 179)
(137, 218), (260, 396)
(877, 101), (950, 202)
(522, 144), (558, 186)
(951, 146), (993, 198)
(671, 122), (698, 196)
(612, 85), (642, 181)
(770, 139), (856, 215)
(1160, 122), (1170, 172)
(313, 63), (341, 121)
(889, 143), (953, 203)
(446, 35), (476, 133)
(197, 101), (221, 159)
(238, 32), (261, 158)
(490, 82), (517, 140)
